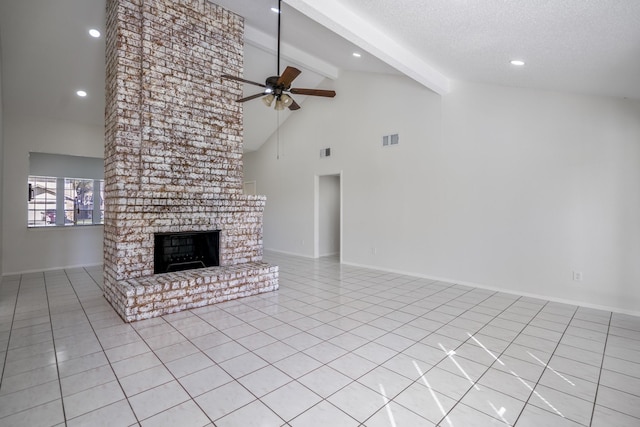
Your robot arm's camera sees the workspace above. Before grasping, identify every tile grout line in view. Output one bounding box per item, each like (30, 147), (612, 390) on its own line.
(183, 269), (455, 424)
(42, 271), (71, 426)
(285, 280), (499, 425)
(0, 276), (21, 384)
(276, 264), (522, 424)
(187, 306), (301, 424)
(61, 268), (141, 426)
(0, 275), (23, 421)
(134, 313), (256, 425)
(130, 293), (306, 424)
(351, 281), (535, 423)
(364, 287), (513, 425)
(423, 293), (547, 426)
(588, 311), (613, 427)
(512, 304), (581, 426)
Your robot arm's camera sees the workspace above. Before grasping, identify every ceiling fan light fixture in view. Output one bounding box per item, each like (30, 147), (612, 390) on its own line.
(280, 94), (293, 107)
(262, 94), (275, 107)
(220, 0), (335, 112)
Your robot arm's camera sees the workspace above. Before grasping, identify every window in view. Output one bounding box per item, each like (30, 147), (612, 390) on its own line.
(27, 176), (57, 227)
(28, 176), (104, 227)
(28, 152), (105, 228)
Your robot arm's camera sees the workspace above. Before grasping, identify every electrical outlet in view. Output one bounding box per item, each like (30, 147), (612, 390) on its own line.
(371, 247), (377, 255)
(572, 271), (583, 282)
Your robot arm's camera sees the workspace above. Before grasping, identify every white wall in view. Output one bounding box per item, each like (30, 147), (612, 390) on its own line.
(0, 40), (4, 277)
(318, 174), (340, 256)
(2, 114), (104, 274)
(243, 71), (640, 314)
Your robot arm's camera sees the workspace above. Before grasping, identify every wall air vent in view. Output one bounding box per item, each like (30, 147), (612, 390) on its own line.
(382, 133), (399, 147)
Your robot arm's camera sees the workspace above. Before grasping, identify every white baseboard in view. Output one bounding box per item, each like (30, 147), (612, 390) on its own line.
(342, 260), (640, 318)
(319, 251), (340, 257)
(264, 248), (316, 259)
(3, 263), (103, 277)
(265, 249), (340, 259)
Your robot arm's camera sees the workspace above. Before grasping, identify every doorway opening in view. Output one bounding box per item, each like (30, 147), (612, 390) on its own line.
(315, 173), (342, 260)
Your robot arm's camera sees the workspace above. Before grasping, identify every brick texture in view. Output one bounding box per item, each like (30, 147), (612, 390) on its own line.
(104, 0), (278, 322)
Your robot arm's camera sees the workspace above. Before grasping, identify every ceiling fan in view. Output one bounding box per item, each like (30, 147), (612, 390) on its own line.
(221, 0), (336, 111)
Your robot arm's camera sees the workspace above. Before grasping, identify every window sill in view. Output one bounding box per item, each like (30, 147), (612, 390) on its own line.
(27, 224), (104, 230)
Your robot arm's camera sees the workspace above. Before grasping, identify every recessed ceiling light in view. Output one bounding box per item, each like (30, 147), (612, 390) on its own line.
(76, 90), (87, 97)
(510, 60), (525, 66)
(270, 7), (280, 13)
(89, 29), (101, 38)
(352, 52), (362, 58)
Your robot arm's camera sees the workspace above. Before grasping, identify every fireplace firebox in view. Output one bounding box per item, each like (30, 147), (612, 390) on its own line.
(154, 231), (220, 274)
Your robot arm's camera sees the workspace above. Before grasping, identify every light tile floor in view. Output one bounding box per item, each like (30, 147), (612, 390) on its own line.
(1, 252), (639, 426)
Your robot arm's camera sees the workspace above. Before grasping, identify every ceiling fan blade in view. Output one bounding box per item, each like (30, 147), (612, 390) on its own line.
(221, 74), (266, 88)
(290, 88), (336, 98)
(277, 66), (301, 88)
(236, 92), (266, 103)
(288, 98), (301, 111)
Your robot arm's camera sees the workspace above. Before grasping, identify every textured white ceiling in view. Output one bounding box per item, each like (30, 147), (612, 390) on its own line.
(213, 0), (398, 76)
(336, 0), (640, 99)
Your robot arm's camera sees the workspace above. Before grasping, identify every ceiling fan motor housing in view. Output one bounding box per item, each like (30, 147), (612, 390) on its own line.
(266, 76), (285, 95)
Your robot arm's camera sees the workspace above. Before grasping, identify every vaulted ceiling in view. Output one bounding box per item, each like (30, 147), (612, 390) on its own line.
(1, 0), (639, 152)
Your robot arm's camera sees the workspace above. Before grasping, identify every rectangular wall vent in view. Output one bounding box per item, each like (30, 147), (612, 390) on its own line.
(320, 148), (331, 158)
(382, 133), (399, 147)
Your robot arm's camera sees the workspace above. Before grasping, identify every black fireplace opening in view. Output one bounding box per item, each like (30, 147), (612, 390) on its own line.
(154, 230), (220, 274)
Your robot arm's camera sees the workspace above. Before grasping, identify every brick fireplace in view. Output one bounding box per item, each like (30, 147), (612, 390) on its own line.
(103, 0), (278, 322)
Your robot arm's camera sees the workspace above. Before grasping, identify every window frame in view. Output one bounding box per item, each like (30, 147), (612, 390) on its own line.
(27, 175), (104, 228)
